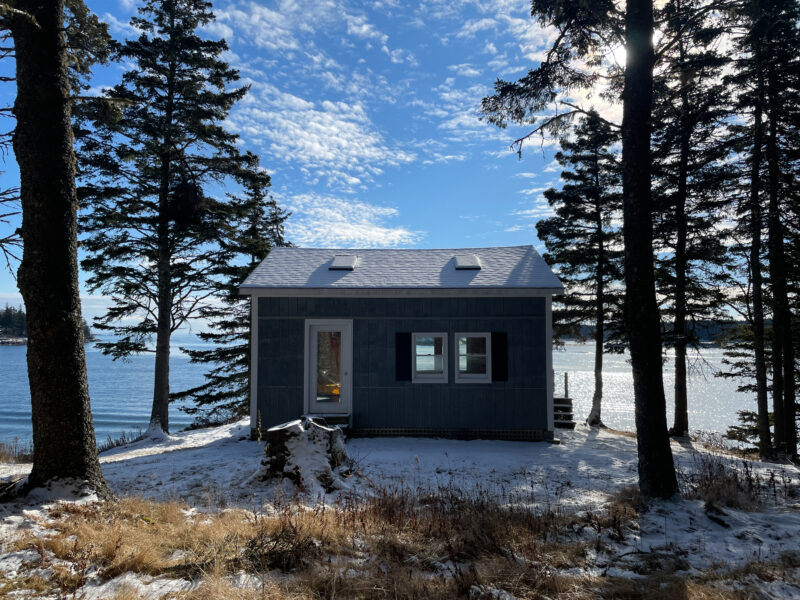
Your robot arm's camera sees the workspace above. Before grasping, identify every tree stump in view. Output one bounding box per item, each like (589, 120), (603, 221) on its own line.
(261, 417), (348, 493)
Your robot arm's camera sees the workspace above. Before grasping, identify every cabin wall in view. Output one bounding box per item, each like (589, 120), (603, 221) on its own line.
(254, 296), (551, 438)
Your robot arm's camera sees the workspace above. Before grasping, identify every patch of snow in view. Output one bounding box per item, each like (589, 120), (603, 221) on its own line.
(470, 584), (517, 599)
(80, 571), (194, 600)
(2, 418), (800, 597)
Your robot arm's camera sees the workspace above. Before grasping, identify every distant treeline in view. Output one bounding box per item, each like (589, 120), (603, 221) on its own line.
(563, 320), (747, 345)
(0, 304), (95, 341)
(0, 305), (26, 337)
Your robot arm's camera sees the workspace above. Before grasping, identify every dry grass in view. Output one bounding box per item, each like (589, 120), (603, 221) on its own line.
(678, 450), (797, 510)
(0, 438), (33, 463)
(9, 486), (799, 599)
(11, 487), (639, 598)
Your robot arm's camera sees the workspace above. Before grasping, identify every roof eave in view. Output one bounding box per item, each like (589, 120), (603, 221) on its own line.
(238, 286), (564, 298)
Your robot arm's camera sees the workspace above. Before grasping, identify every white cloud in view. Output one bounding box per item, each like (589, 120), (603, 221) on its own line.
(345, 13), (388, 43)
(543, 159), (561, 172)
(519, 186), (548, 196)
(202, 20), (235, 42)
(455, 17), (497, 38)
(447, 63), (482, 78)
(102, 12), (139, 36)
(228, 82), (416, 190)
(214, 2), (302, 51)
(287, 194), (423, 247)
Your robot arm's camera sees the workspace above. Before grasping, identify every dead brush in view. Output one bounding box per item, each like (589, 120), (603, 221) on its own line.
(243, 516), (321, 572)
(678, 449), (797, 509)
(0, 438), (33, 463)
(16, 498), (255, 580)
(12, 487), (643, 598)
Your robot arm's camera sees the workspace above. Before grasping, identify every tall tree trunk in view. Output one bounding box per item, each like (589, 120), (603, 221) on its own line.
(748, 40), (772, 458)
(783, 317), (797, 458)
(622, 0), (678, 497)
(671, 38), (690, 438)
(149, 15), (177, 436)
(11, 0), (107, 492)
(765, 62), (795, 457)
(588, 147), (605, 426)
(150, 213), (172, 434)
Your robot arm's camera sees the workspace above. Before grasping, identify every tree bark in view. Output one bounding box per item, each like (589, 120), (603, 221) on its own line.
(765, 61), (795, 457)
(671, 37), (690, 438)
(621, 0), (678, 497)
(588, 144), (605, 427)
(149, 11), (178, 435)
(748, 32), (773, 459)
(11, 0), (107, 492)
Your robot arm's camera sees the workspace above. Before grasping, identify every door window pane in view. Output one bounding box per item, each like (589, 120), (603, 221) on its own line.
(316, 330), (341, 402)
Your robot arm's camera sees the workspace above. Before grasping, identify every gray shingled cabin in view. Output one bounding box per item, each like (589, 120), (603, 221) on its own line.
(240, 246), (564, 440)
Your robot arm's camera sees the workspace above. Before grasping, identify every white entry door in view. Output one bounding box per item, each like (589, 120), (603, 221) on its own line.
(305, 320), (352, 415)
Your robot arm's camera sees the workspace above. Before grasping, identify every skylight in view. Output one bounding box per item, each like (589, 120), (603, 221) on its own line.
(329, 254), (358, 270)
(454, 254), (482, 270)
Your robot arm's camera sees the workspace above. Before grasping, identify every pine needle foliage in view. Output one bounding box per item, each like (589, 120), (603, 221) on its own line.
(77, 0), (258, 433)
(536, 111), (624, 425)
(173, 161), (290, 425)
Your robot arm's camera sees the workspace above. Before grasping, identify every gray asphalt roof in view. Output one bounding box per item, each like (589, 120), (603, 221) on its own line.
(240, 246), (563, 292)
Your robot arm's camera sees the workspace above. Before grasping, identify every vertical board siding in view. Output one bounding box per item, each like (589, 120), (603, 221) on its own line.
(257, 296), (549, 431)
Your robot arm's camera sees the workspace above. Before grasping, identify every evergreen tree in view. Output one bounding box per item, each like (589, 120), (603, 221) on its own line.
(5, 0), (108, 493)
(760, 0), (798, 459)
(482, 0), (678, 497)
(650, 0), (733, 437)
(77, 0), (253, 436)
(173, 158), (290, 424)
(536, 112), (624, 426)
(720, 0), (800, 458)
(0, 0), (108, 273)
(0, 304), (26, 336)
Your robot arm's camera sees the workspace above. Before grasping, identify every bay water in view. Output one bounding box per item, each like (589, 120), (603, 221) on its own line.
(0, 337), (755, 444)
(0, 332), (208, 445)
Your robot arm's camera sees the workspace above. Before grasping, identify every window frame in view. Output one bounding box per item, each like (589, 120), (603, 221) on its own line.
(454, 332), (492, 383)
(411, 332), (449, 383)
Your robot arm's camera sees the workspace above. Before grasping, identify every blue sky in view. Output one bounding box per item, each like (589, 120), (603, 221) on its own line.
(0, 0), (619, 316)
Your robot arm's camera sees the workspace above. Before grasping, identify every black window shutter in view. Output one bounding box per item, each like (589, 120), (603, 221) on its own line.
(396, 332), (412, 381)
(491, 332), (508, 382)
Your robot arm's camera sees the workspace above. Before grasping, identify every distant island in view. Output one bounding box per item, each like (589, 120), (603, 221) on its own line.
(0, 304), (95, 344)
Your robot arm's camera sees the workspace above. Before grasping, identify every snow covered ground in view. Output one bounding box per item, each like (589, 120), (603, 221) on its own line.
(2, 419), (800, 598)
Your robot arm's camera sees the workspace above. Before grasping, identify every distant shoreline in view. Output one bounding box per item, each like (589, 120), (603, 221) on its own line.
(0, 337), (96, 346)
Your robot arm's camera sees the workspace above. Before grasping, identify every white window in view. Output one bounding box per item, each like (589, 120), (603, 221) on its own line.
(412, 332), (448, 383)
(455, 333), (491, 383)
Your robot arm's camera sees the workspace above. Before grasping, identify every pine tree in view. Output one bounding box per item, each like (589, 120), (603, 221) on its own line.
(650, 0), (733, 437)
(6, 0), (108, 493)
(720, 0), (800, 458)
(536, 112), (624, 427)
(482, 0), (678, 497)
(0, 0), (108, 273)
(760, 0), (799, 459)
(172, 158), (290, 424)
(77, 0), (253, 436)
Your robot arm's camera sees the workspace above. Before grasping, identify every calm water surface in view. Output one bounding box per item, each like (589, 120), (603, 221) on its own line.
(0, 332), (208, 444)
(553, 342), (753, 434)
(0, 338), (755, 444)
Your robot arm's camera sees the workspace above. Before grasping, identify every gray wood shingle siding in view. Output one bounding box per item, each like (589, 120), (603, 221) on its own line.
(256, 297), (550, 438)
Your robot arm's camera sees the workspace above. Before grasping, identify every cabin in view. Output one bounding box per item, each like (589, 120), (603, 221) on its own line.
(240, 246), (564, 440)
